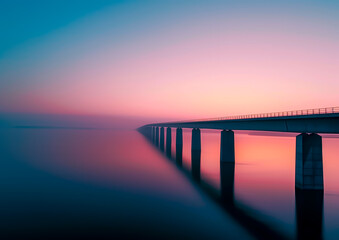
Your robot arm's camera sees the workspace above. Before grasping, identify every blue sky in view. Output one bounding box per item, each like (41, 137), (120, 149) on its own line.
(0, 0), (116, 56)
(2, 0), (338, 56)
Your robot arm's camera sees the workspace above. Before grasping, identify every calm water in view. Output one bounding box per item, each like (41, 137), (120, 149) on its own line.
(0, 127), (339, 239)
(0, 127), (251, 240)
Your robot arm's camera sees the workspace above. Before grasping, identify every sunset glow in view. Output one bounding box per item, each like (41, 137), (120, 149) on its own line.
(1, 1), (338, 122)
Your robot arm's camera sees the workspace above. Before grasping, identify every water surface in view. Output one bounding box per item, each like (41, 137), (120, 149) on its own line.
(0, 127), (251, 239)
(1, 127), (339, 239)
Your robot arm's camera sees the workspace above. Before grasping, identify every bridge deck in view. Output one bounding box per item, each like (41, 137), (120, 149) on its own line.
(146, 107), (339, 133)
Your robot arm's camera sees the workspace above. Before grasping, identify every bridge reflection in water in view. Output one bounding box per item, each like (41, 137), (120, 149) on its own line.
(139, 125), (325, 240)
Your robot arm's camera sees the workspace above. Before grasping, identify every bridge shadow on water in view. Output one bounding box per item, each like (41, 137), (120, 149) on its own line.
(139, 130), (324, 240)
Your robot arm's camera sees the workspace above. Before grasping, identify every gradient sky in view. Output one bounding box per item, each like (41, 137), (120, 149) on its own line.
(0, 0), (338, 121)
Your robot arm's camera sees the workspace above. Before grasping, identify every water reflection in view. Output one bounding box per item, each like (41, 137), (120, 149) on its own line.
(141, 127), (334, 240)
(220, 162), (235, 205)
(2, 127), (258, 239)
(191, 153), (201, 181)
(142, 128), (289, 240)
(166, 127), (172, 158)
(296, 189), (324, 240)
(175, 128), (183, 166)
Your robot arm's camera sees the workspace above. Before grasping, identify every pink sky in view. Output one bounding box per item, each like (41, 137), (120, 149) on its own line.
(0, 1), (338, 121)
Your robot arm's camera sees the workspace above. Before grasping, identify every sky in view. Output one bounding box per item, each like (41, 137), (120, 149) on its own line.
(0, 0), (338, 124)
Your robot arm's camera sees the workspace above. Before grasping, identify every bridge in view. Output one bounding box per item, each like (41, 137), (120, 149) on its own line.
(140, 107), (339, 190)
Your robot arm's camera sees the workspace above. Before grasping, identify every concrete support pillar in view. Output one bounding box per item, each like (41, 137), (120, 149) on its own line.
(160, 127), (165, 151)
(146, 126), (151, 139)
(150, 126), (152, 140)
(153, 127), (156, 145)
(176, 128), (183, 166)
(155, 127), (159, 146)
(166, 127), (172, 157)
(191, 128), (201, 180)
(220, 130), (235, 163)
(151, 126), (155, 143)
(147, 126), (153, 139)
(295, 133), (323, 190)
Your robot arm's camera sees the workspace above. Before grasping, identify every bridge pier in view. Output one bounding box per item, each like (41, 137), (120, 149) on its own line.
(147, 126), (152, 139)
(191, 128), (201, 180)
(160, 127), (165, 151)
(166, 127), (172, 157)
(153, 127), (156, 143)
(176, 128), (183, 165)
(220, 130), (235, 163)
(295, 133), (323, 190)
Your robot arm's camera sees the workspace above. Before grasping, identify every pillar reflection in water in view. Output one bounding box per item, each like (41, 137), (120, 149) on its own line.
(176, 128), (183, 166)
(166, 127), (172, 158)
(220, 162), (235, 205)
(191, 128), (201, 181)
(295, 189), (323, 240)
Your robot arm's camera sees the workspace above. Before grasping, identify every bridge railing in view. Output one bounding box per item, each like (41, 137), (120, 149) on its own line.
(181, 107), (339, 122)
